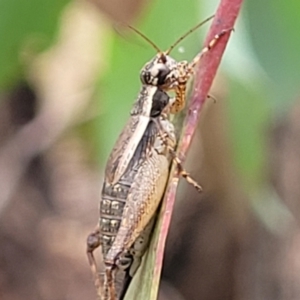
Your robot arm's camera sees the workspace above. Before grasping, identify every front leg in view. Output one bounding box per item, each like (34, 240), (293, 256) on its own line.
(169, 61), (193, 114)
(170, 28), (233, 114)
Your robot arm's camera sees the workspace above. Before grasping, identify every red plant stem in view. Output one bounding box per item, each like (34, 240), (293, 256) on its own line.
(180, 0), (242, 156)
(153, 0), (243, 290)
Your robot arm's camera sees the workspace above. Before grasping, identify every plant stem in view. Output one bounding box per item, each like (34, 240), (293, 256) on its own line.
(153, 0), (244, 295)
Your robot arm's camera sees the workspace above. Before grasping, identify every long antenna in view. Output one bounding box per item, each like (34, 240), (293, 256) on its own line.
(127, 25), (162, 53)
(165, 15), (215, 55)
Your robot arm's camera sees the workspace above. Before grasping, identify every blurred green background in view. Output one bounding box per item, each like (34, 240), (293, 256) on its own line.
(1, 0), (300, 299)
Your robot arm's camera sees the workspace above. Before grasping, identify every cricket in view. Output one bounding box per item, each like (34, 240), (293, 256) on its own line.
(87, 15), (231, 300)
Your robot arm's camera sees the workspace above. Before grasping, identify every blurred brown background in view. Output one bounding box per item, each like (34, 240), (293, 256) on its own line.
(1, 0), (300, 299)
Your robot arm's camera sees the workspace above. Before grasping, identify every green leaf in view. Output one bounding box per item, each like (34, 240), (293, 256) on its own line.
(245, 0), (300, 110)
(228, 78), (270, 190)
(0, 0), (70, 89)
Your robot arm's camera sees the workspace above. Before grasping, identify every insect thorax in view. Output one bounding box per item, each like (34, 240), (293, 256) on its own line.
(130, 85), (169, 117)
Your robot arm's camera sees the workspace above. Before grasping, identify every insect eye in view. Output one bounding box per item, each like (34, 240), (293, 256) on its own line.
(140, 70), (151, 84)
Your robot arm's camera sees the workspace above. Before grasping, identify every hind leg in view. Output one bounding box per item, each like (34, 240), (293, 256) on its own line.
(87, 227), (103, 298)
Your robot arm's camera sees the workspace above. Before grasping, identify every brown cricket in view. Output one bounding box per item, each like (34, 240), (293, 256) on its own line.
(87, 16), (231, 300)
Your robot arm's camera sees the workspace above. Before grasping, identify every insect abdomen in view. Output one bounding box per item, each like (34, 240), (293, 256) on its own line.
(100, 165), (139, 256)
